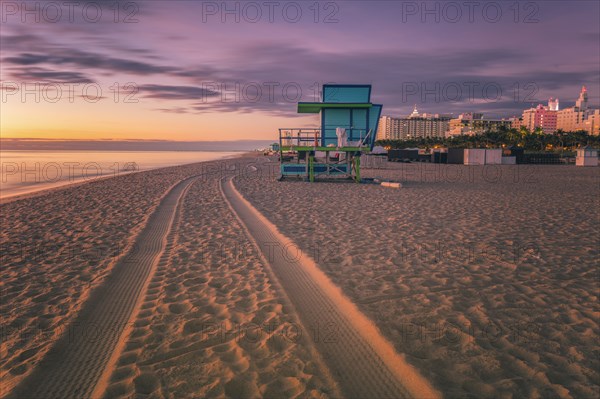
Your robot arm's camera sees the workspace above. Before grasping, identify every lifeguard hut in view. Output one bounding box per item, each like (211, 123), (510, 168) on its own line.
(278, 84), (382, 182)
(576, 146), (598, 167)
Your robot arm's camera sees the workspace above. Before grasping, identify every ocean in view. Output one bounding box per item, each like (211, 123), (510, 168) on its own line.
(0, 150), (241, 199)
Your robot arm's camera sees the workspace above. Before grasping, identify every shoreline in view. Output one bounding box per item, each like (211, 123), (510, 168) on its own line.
(0, 151), (250, 204)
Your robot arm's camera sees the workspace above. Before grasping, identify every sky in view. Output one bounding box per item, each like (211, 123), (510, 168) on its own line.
(1, 0), (599, 141)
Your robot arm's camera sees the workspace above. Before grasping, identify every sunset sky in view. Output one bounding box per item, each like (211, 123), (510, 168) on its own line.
(1, 0), (599, 141)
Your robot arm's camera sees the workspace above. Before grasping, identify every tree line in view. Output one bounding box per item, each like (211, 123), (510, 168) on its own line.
(375, 127), (600, 153)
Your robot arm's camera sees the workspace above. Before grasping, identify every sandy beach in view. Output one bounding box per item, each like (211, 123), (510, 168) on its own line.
(2, 155), (343, 398)
(1, 154), (598, 398)
(235, 157), (600, 398)
(4, 0), (599, 396)
(1, 161), (204, 395)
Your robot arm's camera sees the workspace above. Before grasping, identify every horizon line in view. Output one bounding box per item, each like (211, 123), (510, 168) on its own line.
(0, 138), (274, 143)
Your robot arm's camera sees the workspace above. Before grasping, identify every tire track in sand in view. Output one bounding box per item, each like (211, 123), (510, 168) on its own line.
(221, 177), (441, 399)
(8, 176), (197, 399)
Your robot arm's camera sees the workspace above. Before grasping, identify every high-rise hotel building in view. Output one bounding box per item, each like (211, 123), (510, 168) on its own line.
(377, 106), (451, 140)
(556, 86), (591, 133)
(521, 87), (598, 135)
(522, 100), (558, 134)
(448, 113), (512, 136)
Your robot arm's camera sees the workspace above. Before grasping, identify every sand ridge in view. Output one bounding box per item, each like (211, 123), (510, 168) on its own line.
(0, 162), (211, 396)
(7, 175), (200, 398)
(234, 159), (599, 398)
(0, 157), (262, 395)
(92, 175), (197, 398)
(221, 176), (441, 398)
(101, 164), (340, 398)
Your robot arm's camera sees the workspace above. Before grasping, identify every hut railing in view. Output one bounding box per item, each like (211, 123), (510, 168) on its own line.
(278, 128), (371, 148)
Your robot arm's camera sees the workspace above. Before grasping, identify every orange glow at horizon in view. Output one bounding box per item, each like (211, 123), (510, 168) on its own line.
(0, 98), (318, 141)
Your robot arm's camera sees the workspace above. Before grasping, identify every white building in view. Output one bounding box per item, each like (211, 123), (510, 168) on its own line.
(556, 86), (595, 134)
(377, 106), (450, 140)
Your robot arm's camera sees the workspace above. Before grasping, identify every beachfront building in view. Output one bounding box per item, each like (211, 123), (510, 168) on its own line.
(376, 106), (450, 140)
(556, 86), (598, 134)
(581, 109), (600, 136)
(447, 113), (512, 136)
(510, 116), (523, 129)
(377, 116), (398, 140)
(522, 101), (558, 134)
